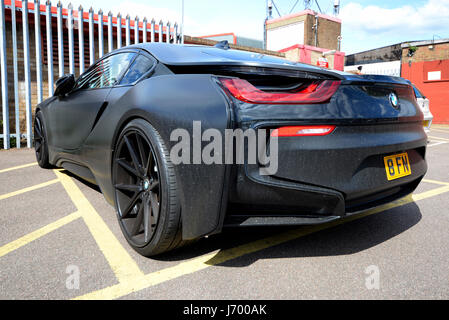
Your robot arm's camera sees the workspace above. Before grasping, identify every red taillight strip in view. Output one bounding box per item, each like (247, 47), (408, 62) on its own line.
(219, 78), (340, 104)
(271, 125), (336, 137)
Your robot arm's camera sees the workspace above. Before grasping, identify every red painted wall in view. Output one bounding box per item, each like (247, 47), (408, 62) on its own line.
(401, 60), (449, 124)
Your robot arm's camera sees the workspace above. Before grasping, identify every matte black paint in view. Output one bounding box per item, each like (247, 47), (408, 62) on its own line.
(36, 43), (427, 240)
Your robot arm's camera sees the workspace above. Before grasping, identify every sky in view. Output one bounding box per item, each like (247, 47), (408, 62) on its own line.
(57, 0), (449, 54)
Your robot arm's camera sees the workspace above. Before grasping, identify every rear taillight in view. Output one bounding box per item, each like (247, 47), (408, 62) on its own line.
(219, 78), (340, 104)
(271, 125), (336, 137)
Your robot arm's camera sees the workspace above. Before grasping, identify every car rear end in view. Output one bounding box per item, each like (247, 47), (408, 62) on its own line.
(216, 68), (427, 226)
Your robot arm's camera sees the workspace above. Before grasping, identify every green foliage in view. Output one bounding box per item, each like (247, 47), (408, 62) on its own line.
(407, 44), (418, 57)
(0, 136), (17, 148)
(0, 119), (20, 148)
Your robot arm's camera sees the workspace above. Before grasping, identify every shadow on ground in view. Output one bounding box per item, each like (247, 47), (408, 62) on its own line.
(60, 169), (422, 268)
(155, 202), (422, 267)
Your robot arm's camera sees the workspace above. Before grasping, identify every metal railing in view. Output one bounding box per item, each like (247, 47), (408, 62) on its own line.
(0, 0), (182, 149)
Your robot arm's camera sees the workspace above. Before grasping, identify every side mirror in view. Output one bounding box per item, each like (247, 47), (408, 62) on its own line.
(54, 74), (75, 96)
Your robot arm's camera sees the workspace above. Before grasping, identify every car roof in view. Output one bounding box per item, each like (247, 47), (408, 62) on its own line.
(123, 42), (331, 73)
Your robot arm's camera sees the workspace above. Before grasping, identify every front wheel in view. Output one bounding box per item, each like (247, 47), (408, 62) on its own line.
(112, 119), (191, 256)
(34, 111), (51, 168)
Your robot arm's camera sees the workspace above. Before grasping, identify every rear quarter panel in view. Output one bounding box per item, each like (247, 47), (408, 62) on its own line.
(83, 74), (231, 239)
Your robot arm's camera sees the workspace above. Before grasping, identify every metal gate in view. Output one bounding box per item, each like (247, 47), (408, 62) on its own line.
(0, 0), (182, 149)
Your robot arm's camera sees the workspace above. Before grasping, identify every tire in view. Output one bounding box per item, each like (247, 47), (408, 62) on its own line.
(112, 119), (192, 256)
(34, 111), (52, 169)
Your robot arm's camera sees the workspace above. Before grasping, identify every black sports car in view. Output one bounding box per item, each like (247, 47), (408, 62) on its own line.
(34, 43), (427, 256)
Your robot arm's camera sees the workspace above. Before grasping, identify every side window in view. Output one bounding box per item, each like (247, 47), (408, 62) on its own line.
(119, 55), (154, 85)
(75, 52), (136, 90)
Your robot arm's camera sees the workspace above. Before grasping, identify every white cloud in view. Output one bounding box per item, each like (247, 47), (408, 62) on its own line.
(341, 0), (449, 37)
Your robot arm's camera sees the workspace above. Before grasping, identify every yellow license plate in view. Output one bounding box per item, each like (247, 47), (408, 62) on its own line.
(383, 152), (411, 181)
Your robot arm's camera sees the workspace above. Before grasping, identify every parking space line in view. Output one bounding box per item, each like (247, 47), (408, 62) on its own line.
(428, 135), (449, 142)
(0, 162), (37, 174)
(422, 179), (449, 186)
(74, 184), (449, 300)
(0, 211), (82, 258)
(430, 128), (449, 134)
(54, 170), (144, 283)
(0, 179), (59, 201)
(428, 141), (448, 148)
(412, 184), (449, 201)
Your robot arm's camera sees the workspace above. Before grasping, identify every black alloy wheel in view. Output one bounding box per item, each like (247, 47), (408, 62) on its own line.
(113, 129), (161, 247)
(34, 112), (51, 168)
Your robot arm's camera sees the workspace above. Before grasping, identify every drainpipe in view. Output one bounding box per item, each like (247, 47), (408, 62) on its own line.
(314, 14), (318, 47)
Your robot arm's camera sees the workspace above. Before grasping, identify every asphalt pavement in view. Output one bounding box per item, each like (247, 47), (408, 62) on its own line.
(1, 126), (449, 299)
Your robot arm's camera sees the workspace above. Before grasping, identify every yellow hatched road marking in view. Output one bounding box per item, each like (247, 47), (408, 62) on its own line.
(0, 211), (82, 258)
(0, 179), (59, 201)
(54, 170), (144, 283)
(0, 162), (37, 174)
(74, 184), (449, 300)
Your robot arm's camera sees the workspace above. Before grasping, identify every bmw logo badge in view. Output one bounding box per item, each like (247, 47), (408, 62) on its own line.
(389, 92), (399, 108)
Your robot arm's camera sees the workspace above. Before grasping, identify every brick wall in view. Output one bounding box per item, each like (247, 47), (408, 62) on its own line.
(402, 43), (449, 63)
(267, 12), (341, 51)
(312, 15), (341, 50)
(401, 41), (449, 124)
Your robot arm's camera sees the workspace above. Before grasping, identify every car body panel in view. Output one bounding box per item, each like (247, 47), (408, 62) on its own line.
(46, 87), (112, 150)
(36, 43), (428, 240)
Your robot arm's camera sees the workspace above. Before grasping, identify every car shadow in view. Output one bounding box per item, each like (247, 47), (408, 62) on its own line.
(59, 169), (423, 267)
(61, 170), (102, 193)
(153, 201), (422, 267)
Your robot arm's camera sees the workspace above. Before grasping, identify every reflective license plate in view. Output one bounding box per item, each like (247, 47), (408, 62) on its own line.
(383, 152), (411, 181)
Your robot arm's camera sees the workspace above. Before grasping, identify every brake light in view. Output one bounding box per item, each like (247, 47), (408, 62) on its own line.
(219, 78), (340, 104)
(271, 125), (336, 137)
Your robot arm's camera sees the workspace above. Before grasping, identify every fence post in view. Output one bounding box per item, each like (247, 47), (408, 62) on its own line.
(134, 16), (139, 44)
(98, 9), (104, 58)
(142, 17), (147, 43)
(150, 18), (155, 43)
(78, 5), (84, 75)
(34, 0), (43, 105)
(0, 0), (9, 149)
(98, 9), (103, 58)
(46, 1), (53, 96)
(166, 21), (170, 43)
(107, 11), (112, 52)
(158, 20), (162, 43)
(125, 14), (130, 46)
(12, 0), (20, 147)
(117, 13), (122, 49)
(174, 22), (178, 44)
(68, 3), (75, 74)
(88, 7), (94, 65)
(23, 0), (32, 148)
(181, 16), (184, 44)
(57, 1), (64, 77)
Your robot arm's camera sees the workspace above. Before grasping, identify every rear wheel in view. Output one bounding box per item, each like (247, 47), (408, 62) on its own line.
(112, 119), (190, 256)
(34, 111), (51, 169)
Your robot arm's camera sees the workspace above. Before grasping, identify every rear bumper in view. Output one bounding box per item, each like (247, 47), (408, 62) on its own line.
(225, 122), (427, 226)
